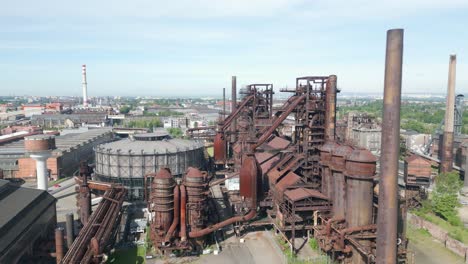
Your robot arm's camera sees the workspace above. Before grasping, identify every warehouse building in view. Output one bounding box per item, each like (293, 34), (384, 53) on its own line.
(0, 179), (57, 263)
(0, 128), (113, 180)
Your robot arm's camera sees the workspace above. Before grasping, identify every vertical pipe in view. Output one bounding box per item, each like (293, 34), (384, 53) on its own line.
(33, 154), (50, 191)
(223, 88), (226, 120)
(325, 75), (337, 141)
(65, 213), (74, 249)
(463, 147), (468, 194)
(180, 184), (187, 241)
(164, 185), (180, 243)
(441, 55), (457, 173)
(80, 170), (91, 226)
(376, 28), (404, 264)
(231, 76), (237, 143)
(55, 227), (64, 264)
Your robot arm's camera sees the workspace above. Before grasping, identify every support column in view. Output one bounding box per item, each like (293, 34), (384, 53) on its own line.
(55, 227), (64, 264)
(30, 153), (52, 191)
(65, 213), (75, 249)
(231, 76), (237, 144)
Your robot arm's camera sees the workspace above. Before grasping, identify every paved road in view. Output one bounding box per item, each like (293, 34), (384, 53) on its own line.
(150, 231), (285, 264)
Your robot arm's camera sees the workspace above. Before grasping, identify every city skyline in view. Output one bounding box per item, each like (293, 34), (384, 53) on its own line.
(1, 0), (467, 96)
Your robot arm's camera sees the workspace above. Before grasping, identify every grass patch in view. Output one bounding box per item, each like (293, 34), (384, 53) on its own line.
(275, 236), (333, 264)
(108, 245), (146, 264)
(309, 237), (319, 250)
(406, 224), (431, 239)
(412, 210), (468, 243)
(48, 176), (71, 187)
(206, 146), (214, 157)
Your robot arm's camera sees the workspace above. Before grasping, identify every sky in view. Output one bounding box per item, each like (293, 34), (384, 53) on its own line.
(0, 0), (467, 97)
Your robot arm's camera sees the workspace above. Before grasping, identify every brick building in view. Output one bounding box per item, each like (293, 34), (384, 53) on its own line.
(0, 128), (113, 180)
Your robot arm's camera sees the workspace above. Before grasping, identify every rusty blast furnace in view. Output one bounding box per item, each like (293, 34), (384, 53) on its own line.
(148, 29), (409, 263)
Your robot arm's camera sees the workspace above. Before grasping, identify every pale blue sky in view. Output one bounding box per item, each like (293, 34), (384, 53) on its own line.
(0, 0), (467, 97)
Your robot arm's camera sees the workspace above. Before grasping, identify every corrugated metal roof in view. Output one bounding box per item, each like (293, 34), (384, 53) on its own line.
(0, 128), (112, 156)
(255, 152), (275, 164)
(260, 156), (280, 173)
(0, 180), (56, 253)
(284, 187), (328, 202)
(266, 136), (290, 149)
(275, 171), (302, 192)
(95, 137), (204, 154)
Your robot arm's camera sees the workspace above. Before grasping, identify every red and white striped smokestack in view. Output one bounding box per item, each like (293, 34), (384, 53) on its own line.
(82, 64), (88, 108)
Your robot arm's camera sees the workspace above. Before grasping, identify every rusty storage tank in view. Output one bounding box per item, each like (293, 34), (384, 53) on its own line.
(149, 168), (176, 245)
(330, 144), (353, 219)
(213, 131), (226, 162)
(183, 167), (208, 248)
(344, 148), (377, 264)
(240, 153), (261, 202)
(320, 141), (338, 200)
(344, 148), (377, 227)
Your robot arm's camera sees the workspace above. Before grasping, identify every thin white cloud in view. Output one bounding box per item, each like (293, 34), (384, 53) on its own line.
(1, 0), (302, 18)
(2, 0), (467, 19)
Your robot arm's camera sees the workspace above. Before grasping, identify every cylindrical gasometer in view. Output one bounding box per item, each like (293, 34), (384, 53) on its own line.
(330, 144), (353, 219)
(150, 168), (176, 242)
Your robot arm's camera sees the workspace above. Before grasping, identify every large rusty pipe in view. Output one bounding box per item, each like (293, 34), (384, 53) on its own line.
(254, 94), (306, 149)
(221, 95), (254, 131)
(65, 213), (74, 249)
(164, 185), (180, 243)
(376, 28), (404, 264)
(189, 153), (257, 238)
(74, 176), (114, 191)
(209, 172), (239, 187)
(441, 55), (457, 173)
(325, 75), (337, 141)
(55, 227), (65, 264)
(180, 184), (187, 241)
(188, 209), (256, 238)
(231, 76), (237, 143)
(79, 175), (92, 226)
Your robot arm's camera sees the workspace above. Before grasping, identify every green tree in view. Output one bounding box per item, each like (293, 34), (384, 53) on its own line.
(119, 105), (131, 114)
(432, 172), (462, 226)
(167, 127), (183, 138)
